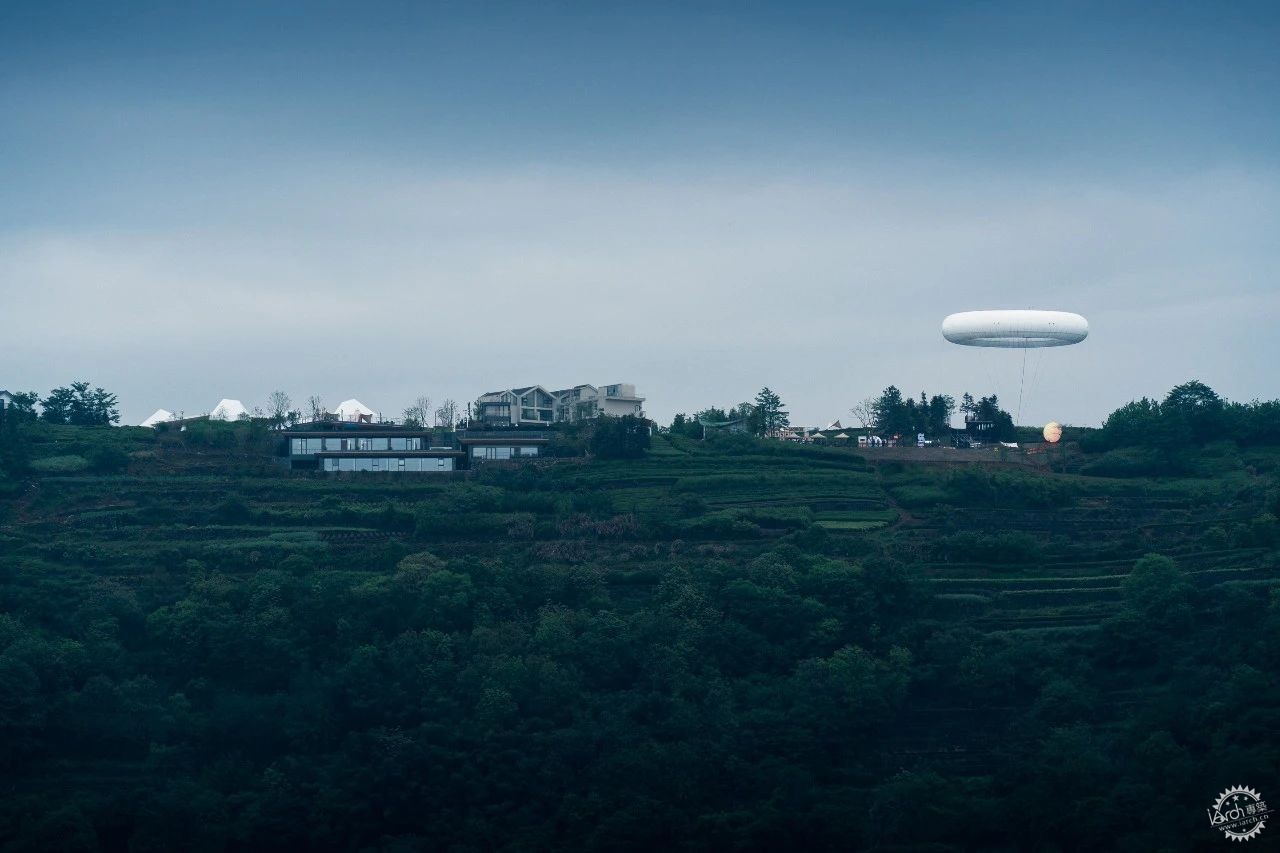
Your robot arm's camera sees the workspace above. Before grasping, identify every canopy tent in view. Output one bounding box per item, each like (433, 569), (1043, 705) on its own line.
(210, 399), (248, 421)
(140, 409), (173, 428)
(833, 432), (850, 440)
(332, 399), (376, 421)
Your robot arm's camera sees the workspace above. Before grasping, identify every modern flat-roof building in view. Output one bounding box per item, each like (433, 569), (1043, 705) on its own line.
(456, 428), (552, 464)
(477, 383), (645, 427)
(282, 421), (463, 473)
(282, 421), (553, 472)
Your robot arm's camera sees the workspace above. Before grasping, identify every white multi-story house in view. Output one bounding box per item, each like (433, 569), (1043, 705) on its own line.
(476, 383), (645, 427)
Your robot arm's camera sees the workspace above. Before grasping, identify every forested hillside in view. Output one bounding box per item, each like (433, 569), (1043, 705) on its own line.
(1, 419), (1279, 851)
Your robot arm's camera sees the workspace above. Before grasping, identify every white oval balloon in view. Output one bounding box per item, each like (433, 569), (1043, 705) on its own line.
(942, 310), (1089, 348)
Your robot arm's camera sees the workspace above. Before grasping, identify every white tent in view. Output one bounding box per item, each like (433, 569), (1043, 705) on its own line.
(140, 409), (173, 428)
(833, 432), (850, 440)
(332, 399), (376, 421)
(210, 399), (248, 421)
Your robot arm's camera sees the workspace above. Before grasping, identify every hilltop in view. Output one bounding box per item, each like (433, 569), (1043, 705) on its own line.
(1, 419), (1278, 850)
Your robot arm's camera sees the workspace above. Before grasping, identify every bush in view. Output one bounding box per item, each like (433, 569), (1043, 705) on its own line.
(88, 445), (130, 474)
(30, 455), (90, 474)
(213, 495), (253, 523)
(934, 531), (1043, 564)
(890, 485), (950, 508)
(1080, 447), (1168, 478)
(684, 510), (760, 539)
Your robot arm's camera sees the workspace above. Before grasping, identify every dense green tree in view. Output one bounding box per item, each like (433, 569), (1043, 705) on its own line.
(1087, 381), (1280, 457)
(752, 387), (789, 437)
(1, 391), (39, 421)
(927, 393), (956, 435)
(40, 382), (120, 426)
(1163, 379), (1224, 442)
(590, 415), (651, 459)
(972, 394), (1015, 440)
(871, 386), (911, 436)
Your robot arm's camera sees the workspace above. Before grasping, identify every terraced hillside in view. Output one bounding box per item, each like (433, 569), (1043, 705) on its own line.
(1, 423), (1278, 851)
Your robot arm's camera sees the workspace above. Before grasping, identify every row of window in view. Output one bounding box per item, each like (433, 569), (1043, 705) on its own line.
(471, 446), (539, 460)
(322, 457), (454, 472)
(292, 437), (425, 454)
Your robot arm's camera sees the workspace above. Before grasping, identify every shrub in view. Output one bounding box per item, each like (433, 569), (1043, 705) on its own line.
(934, 531), (1042, 565)
(88, 445), (130, 474)
(685, 510), (760, 539)
(1080, 447), (1168, 478)
(30, 455), (90, 473)
(213, 495), (252, 523)
(890, 485), (950, 508)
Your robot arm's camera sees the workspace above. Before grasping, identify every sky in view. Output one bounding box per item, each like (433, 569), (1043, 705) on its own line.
(2, 1), (1278, 428)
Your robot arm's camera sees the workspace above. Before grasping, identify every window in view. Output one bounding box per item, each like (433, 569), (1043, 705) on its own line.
(391, 438), (406, 451)
(338, 458), (356, 471)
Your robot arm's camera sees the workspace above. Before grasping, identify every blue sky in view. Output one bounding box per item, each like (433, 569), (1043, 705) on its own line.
(3, 1), (1278, 426)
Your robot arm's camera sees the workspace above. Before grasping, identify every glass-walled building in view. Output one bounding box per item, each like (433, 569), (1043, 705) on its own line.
(456, 429), (551, 463)
(283, 424), (462, 473)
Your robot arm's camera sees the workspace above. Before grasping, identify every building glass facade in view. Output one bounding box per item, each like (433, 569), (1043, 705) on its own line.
(322, 457), (454, 472)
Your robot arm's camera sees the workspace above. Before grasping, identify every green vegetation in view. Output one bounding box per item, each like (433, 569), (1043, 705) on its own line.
(668, 386), (790, 438)
(37, 381), (121, 426)
(1, 385), (1279, 850)
(1082, 380), (1280, 470)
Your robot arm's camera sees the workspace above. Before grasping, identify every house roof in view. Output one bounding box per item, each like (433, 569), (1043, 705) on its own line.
(482, 385), (549, 398)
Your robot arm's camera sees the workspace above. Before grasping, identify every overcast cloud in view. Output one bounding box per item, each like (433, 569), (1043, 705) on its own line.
(3, 2), (1278, 427)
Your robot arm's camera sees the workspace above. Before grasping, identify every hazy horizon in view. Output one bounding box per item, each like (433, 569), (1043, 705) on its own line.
(4, 1), (1278, 427)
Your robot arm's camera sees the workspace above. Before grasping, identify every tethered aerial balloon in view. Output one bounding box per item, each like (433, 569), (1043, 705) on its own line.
(941, 309), (1089, 428)
(941, 310), (1088, 348)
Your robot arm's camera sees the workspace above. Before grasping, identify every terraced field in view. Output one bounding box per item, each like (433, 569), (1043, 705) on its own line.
(2, 424), (1278, 850)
